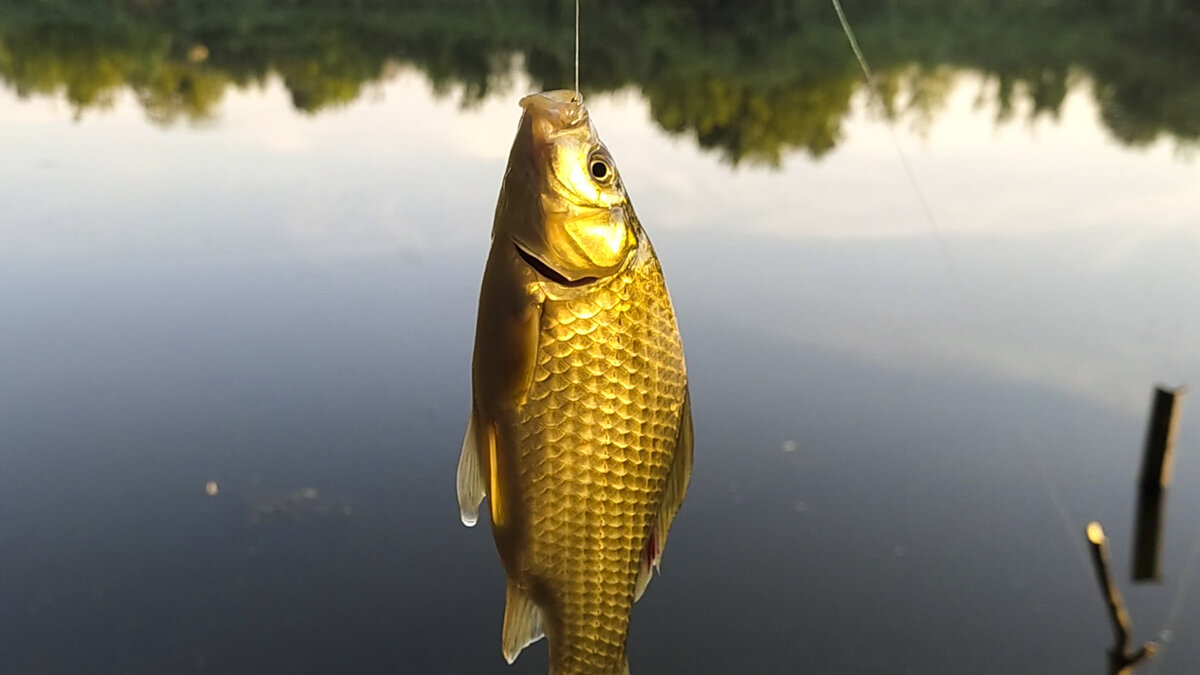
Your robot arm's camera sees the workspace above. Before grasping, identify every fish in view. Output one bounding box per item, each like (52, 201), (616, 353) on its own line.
(456, 90), (693, 675)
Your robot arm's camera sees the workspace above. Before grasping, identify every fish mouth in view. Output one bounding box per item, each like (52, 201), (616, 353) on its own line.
(513, 243), (597, 287)
(520, 90), (588, 136)
(519, 90), (584, 114)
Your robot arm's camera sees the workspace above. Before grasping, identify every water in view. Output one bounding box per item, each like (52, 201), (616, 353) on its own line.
(2, 3), (1199, 673)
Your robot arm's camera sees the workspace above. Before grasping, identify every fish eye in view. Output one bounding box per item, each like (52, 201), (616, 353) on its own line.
(588, 155), (614, 185)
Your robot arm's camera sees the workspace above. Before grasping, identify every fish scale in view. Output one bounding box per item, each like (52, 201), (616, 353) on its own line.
(516, 251), (686, 674)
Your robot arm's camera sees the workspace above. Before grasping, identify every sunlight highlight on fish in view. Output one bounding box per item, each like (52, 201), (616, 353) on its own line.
(457, 90), (693, 675)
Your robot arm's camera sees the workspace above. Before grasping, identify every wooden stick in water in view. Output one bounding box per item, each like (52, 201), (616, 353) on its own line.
(1086, 522), (1155, 674)
(1132, 487), (1166, 583)
(1132, 386), (1185, 583)
(1139, 385), (1186, 491)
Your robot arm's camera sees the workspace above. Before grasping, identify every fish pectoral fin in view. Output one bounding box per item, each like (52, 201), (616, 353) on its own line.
(635, 390), (694, 602)
(456, 410), (487, 527)
(501, 579), (545, 664)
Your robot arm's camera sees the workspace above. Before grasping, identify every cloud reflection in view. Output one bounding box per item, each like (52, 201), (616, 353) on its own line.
(1, 67), (1195, 416)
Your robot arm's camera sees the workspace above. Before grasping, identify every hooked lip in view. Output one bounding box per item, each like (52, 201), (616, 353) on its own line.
(520, 90), (588, 135)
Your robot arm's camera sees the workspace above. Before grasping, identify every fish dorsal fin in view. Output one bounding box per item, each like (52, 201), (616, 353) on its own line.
(635, 390), (694, 601)
(501, 579), (545, 664)
(456, 410), (486, 526)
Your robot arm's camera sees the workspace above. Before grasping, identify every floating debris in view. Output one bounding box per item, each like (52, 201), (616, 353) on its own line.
(243, 486), (354, 526)
(204, 481), (219, 496)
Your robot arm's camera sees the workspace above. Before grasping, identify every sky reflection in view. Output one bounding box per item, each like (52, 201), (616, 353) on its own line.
(5, 69), (1197, 261)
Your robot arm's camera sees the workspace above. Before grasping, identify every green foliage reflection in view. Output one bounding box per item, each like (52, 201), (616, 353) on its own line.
(1, 0), (1197, 163)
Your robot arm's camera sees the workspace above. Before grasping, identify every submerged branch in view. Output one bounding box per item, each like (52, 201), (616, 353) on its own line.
(1085, 522), (1156, 674)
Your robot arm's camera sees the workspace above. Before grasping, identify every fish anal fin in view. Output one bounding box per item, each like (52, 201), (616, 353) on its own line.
(635, 390), (694, 602)
(456, 410), (487, 527)
(634, 528), (657, 602)
(501, 579), (545, 664)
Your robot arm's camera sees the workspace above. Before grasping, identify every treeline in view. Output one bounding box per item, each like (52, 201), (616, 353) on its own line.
(1, 0), (1197, 163)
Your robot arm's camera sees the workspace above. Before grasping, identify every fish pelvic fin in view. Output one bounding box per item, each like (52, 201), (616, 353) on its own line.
(456, 409), (486, 526)
(635, 389), (694, 602)
(501, 579), (546, 664)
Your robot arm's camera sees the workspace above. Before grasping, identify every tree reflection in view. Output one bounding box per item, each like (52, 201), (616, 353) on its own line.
(1, 0), (1197, 162)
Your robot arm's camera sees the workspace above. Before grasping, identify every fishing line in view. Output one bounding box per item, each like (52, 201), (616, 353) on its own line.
(1147, 530), (1200, 673)
(831, 0), (1100, 597)
(1031, 444), (1094, 577)
(574, 0), (580, 96)
(829, 0), (973, 320)
(831, 2), (1194, 664)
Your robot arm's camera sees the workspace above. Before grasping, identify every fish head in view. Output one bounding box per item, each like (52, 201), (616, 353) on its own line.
(495, 90), (637, 284)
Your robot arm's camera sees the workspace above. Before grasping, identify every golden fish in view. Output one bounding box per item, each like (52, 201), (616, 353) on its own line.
(457, 90), (693, 675)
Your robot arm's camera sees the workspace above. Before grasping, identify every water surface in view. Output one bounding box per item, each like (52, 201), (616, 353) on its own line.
(2, 4), (1200, 674)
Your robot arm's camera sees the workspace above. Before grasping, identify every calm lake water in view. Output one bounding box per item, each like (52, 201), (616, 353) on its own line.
(2, 3), (1200, 674)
